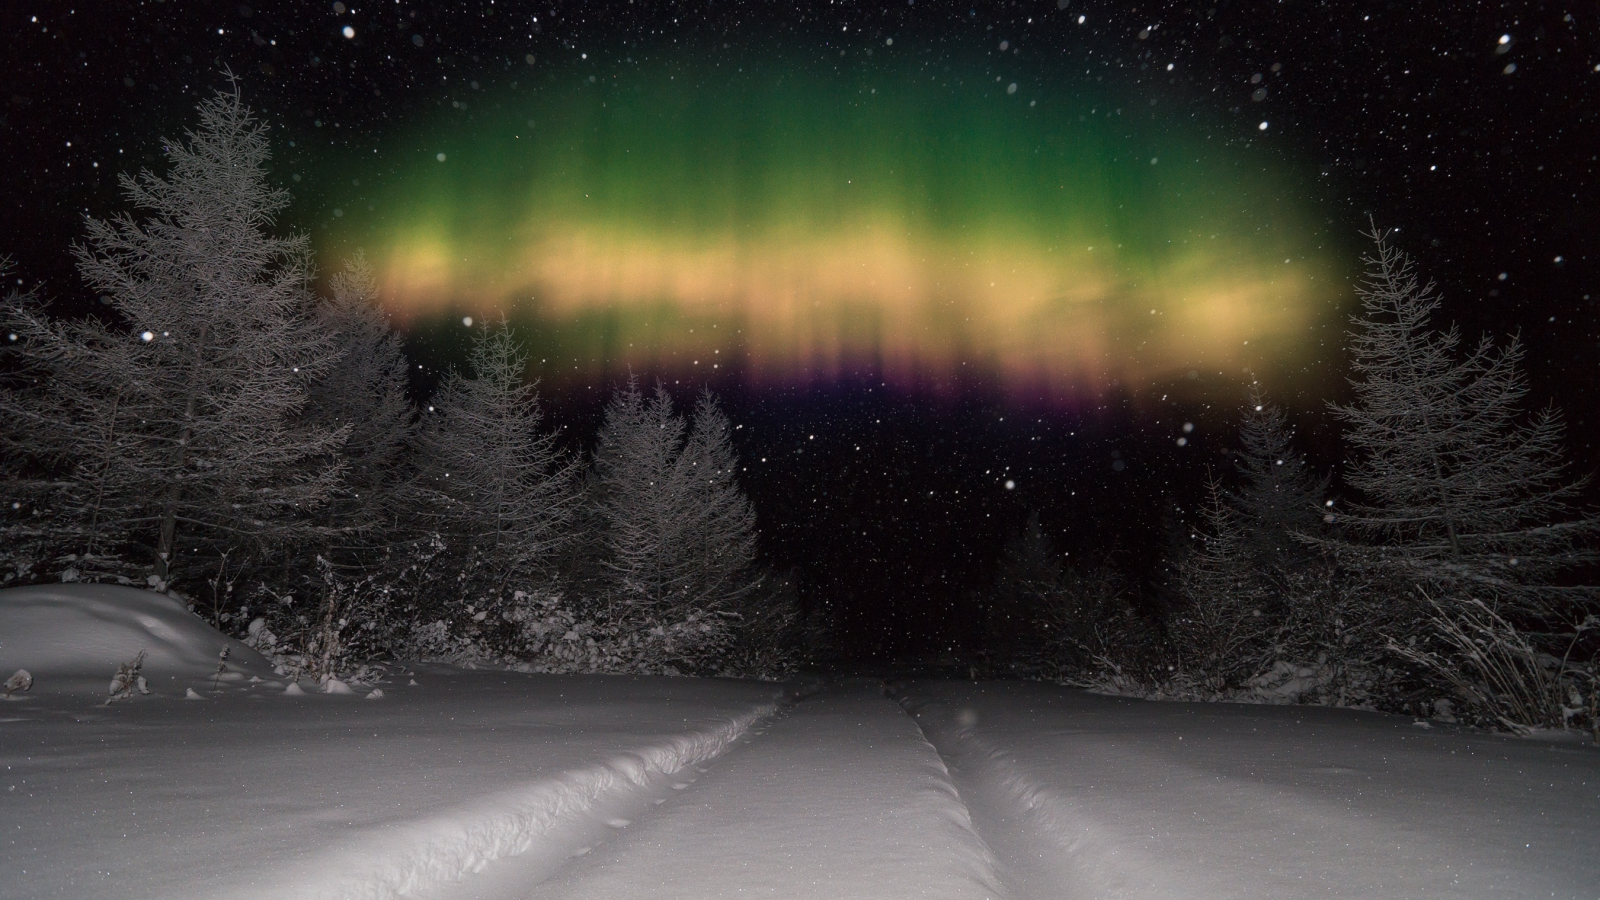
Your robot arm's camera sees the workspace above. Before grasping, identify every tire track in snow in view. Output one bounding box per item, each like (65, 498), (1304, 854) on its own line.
(900, 687), (1319, 899)
(896, 683), (1592, 900)
(895, 688), (1121, 900)
(526, 680), (1012, 900)
(224, 702), (778, 900)
(887, 684), (1020, 900)
(423, 696), (792, 900)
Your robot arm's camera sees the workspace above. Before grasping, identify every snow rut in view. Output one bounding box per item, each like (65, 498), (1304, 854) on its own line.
(897, 692), (1133, 900)
(528, 682), (1011, 900)
(896, 686), (1560, 900)
(898, 707), (1016, 900)
(233, 703), (775, 900)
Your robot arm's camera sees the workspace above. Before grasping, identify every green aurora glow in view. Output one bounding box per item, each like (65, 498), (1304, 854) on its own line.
(321, 55), (1343, 400)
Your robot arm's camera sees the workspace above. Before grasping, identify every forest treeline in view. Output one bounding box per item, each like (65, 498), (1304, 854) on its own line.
(981, 233), (1600, 736)
(3, 87), (1597, 736)
(0, 87), (805, 680)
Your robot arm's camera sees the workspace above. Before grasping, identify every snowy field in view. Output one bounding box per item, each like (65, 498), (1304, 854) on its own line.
(3, 587), (1598, 899)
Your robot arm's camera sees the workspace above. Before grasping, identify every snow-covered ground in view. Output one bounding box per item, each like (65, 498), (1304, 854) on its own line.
(896, 680), (1600, 900)
(514, 681), (1007, 900)
(0, 586), (784, 900)
(1, 665), (780, 900)
(3, 586), (1598, 899)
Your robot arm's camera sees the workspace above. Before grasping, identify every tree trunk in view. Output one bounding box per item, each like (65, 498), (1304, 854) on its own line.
(155, 323), (209, 583)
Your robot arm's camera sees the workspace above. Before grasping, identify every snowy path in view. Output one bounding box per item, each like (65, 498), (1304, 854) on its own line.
(895, 680), (1600, 900)
(5, 671), (1598, 899)
(0, 670), (780, 900)
(509, 680), (1008, 900)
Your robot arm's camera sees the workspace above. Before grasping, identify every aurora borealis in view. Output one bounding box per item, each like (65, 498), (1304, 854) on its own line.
(5, 0), (1596, 658)
(330, 55), (1339, 400)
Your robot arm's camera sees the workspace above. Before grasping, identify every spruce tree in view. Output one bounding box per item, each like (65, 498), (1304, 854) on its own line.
(304, 252), (414, 544)
(594, 380), (687, 608)
(1047, 558), (1145, 680)
(1171, 478), (1275, 690)
(682, 390), (763, 612)
(1329, 229), (1598, 616)
(0, 269), (72, 584)
(1224, 386), (1359, 696)
(264, 253), (418, 669)
(0, 85), (344, 591)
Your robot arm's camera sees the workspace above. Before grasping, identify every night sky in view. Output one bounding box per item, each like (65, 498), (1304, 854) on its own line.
(5, 1), (1597, 659)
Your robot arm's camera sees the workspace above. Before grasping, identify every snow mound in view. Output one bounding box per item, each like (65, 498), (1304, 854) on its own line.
(0, 584), (272, 680)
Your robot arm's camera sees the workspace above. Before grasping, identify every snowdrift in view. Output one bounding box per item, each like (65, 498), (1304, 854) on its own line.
(0, 583), (274, 690)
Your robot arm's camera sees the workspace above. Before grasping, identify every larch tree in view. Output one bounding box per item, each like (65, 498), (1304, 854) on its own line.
(1329, 229), (1599, 617)
(0, 84), (345, 592)
(1231, 384), (1328, 581)
(410, 323), (578, 610)
(303, 251), (414, 545)
(592, 381), (762, 671)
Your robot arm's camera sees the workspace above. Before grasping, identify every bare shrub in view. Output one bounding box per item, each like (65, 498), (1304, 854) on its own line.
(1389, 593), (1596, 735)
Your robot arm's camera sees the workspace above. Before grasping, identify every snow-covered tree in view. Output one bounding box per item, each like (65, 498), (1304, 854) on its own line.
(592, 382), (762, 671)
(1231, 385), (1328, 581)
(982, 514), (1154, 682)
(0, 268), (72, 585)
(1170, 478), (1276, 690)
(681, 390), (763, 610)
(1044, 558), (1151, 682)
(0, 85), (345, 591)
(721, 570), (805, 679)
(1228, 386), (1343, 673)
(410, 324), (578, 610)
(304, 251), (414, 539)
(241, 252), (421, 670)
(1329, 229), (1599, 616)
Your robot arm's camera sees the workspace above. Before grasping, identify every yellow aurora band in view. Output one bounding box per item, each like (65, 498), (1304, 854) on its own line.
(334, 57), (1338, 398)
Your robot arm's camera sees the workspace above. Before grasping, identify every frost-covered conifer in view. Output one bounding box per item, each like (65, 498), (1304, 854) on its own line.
(410, 324), (577, 600)
(721, 570), (805, 679)
(1214, 386), (1364, 699)
(0, 269), (73, 584)
(593, 382), (762, 671)
(1231, 385), (1327, 580)
(0, 85), (344, 589)
(1171, 479), (1276, 690)
(1329, 229), (1598, 615)
(304, 252), (414, 541)
(681, 390), (763, 610)
(249, 253), (421, 666)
